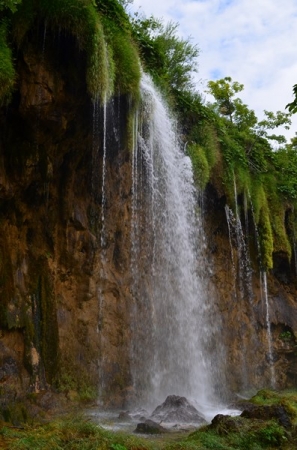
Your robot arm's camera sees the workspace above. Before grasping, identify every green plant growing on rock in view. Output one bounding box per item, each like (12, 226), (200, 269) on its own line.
(207, 76), (244, 123)
(12, 0), (113, 101)
(0, 20), (16, 104)
(8, 0), (141, 102)
(131, 15), (199, 107)
(279, 331), (293, 341)
(187, 144), (210, 189)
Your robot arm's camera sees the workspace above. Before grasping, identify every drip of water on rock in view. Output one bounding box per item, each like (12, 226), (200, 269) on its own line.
(130, 73), (222, 414)
(101, 96), (107, 250)
(260, 271), (276, 388)
(248, 193), (276, 388)
(224, 204), (251, 390)
(224, 203), (253, 303)
(92, 94), (110, 400)
(225, 205), (238, 300)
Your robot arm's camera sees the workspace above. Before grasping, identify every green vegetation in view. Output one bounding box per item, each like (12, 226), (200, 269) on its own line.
(2, 390), (297, 449)
(251, 389), (297, 413)
(131, 14), (297, 270)
(1, 0), (140, 102)
(279, 330), (293, 341)
(0, 20), (16, 104)
(131, 15), (199, 108)
(0, 415), (156, 450)
(55, 359), (98, 402)
(2, 0), (296, 270)
(202, 78), (294, 269)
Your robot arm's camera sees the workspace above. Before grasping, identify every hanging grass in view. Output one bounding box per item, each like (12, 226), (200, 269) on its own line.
(187, 143), (210, 190)
(100, 15), (140, 98)
(12, 0), (113, 101)
(258, 199), (274, 270)
(10, 0), (141, 101)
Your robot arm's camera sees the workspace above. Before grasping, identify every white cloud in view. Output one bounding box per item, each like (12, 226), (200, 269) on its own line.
(129, 0), (297, 140)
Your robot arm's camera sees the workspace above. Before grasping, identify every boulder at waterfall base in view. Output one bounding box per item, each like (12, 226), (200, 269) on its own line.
(150, 395), (206, 424)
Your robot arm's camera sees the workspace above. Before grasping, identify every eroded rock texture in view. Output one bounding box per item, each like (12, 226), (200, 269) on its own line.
(0, 28), (133, 407)
(0, 25), (297, 413)
(204, 183), (297, 395)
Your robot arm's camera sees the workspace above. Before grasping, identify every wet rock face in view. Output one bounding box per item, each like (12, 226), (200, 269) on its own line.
(203, 184), (297, 394)
(150, 395), (206, 424)
(0, 27), (133, 407)
(1, 22), (297, 413)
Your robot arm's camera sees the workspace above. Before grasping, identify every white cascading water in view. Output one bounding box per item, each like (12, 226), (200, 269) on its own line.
(225, 203), (253, 390)
(130, 74), (222, 415)
(224, 203), (253, 302)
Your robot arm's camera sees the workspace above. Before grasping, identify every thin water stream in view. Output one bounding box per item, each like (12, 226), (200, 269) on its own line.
(260, 271), (276, 388)
(249, 193), (276, 388)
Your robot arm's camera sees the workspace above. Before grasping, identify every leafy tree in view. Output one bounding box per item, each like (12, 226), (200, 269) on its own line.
(131, 14), (199, 100)
(286, 84), (297, 114)
(256, 110), (291, 144)
(207, 76), (244, 122)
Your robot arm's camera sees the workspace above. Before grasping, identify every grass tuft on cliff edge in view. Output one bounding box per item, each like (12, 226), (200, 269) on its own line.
(2, 0), (140, 103)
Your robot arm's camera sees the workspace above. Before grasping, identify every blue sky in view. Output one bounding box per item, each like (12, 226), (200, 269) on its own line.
(129, 0), (297, 141)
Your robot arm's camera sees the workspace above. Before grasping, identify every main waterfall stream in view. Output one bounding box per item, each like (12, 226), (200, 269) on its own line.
(129, 74), (225, 419)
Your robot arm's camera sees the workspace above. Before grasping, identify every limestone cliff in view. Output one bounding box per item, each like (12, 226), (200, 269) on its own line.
(204, 184), (297, 395)
(0, 28), (134, 408)
(0, 22), (297, 414)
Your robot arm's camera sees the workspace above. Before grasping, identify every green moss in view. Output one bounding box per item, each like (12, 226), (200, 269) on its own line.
(11, 0), (140, 101)
(201, 123), (219, 168)
(187, 143), (210, 189)
(101, 17), (140, 98)
(23, 260), (59, 383)
(250, 183), (267, 224)
(258, 200), (274, 270)
(271, 208), (291, 257)
(251, 389), (297, 429)
(0, 20), (16, 104)
(55, 358), (97, 402)
(235, 166), (251, 199)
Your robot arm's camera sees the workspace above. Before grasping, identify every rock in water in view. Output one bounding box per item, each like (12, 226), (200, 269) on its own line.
(150, 395), (205, 424)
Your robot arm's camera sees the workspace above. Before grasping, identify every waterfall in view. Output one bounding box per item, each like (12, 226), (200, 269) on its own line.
(130, 74), (220, 411)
